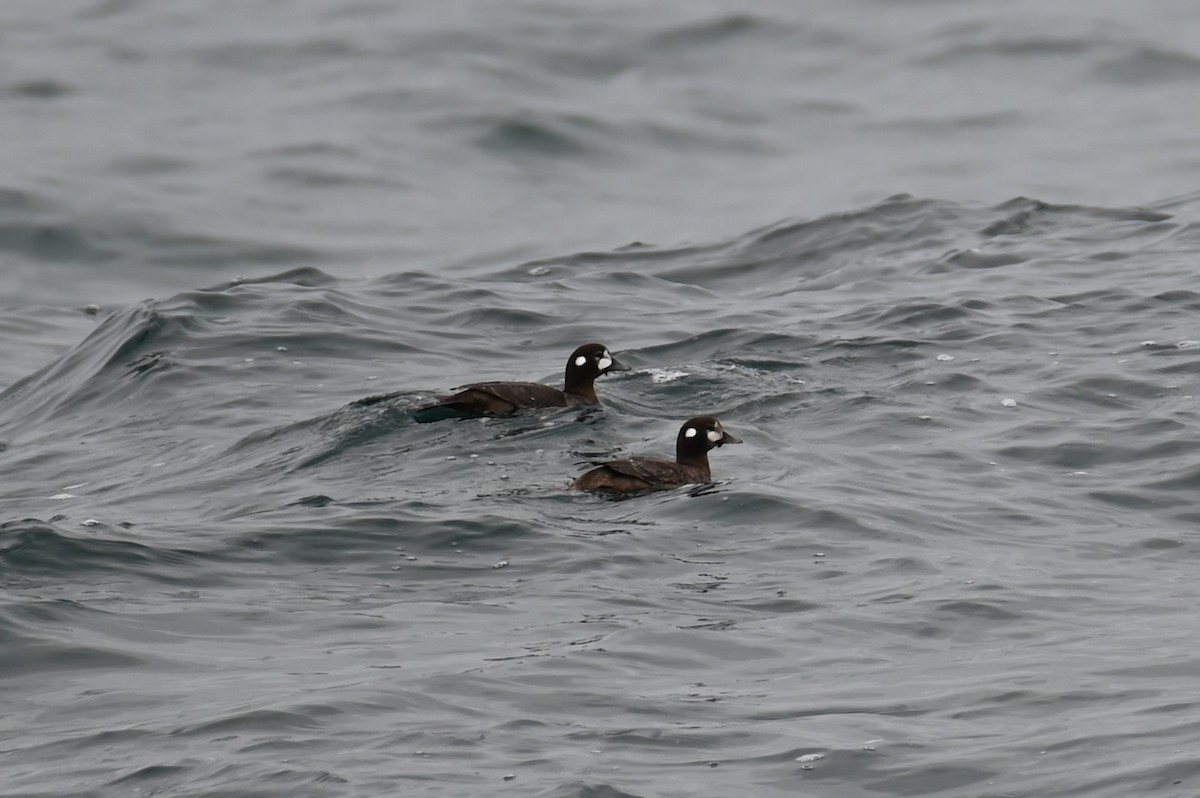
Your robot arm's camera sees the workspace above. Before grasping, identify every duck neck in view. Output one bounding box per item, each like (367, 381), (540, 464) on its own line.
(675, 445), (712, 476)
(563, 373), (597, 402)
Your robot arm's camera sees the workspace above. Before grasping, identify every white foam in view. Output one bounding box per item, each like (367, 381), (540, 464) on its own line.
(648, 368), (688, 384)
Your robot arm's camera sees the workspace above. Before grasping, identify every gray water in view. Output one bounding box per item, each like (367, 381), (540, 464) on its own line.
(3, 2), (1200, 796)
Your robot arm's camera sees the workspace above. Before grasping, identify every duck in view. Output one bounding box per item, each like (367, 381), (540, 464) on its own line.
(571, 415), (741, 493)
(413, 343), (628, 422)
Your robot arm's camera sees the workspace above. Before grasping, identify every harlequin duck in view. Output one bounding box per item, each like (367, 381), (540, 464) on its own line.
(571, 415), (741, 493)
(413, 343), (628, 422)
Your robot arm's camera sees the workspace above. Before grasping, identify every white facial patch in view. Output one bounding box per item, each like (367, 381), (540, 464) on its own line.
(597, 356), (612, 371)
(574, 355), (587, 367)
(707, 429), (722, 443)
(685, 427), (698, 438)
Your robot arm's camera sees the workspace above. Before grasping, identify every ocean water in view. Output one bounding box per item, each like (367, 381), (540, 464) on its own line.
(3, 2), (1200, 797)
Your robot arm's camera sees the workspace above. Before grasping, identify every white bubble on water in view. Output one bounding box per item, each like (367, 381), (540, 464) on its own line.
(936, 353), (955, 361)
(1001, 398), (1017, 407)
(648, 368), (688, 384)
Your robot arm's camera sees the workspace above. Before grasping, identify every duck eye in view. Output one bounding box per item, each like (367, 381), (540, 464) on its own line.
(685, 427), (698, 438)
(574, 356), (587, 367)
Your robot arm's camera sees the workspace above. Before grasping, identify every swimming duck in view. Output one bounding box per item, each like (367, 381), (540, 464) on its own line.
(414, 343), (628, 421)
(572, 415), (741, 493)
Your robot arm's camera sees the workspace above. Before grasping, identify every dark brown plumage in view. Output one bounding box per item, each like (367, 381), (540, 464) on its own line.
(414, 343), (627, 422)
(571, 415), (741, 493)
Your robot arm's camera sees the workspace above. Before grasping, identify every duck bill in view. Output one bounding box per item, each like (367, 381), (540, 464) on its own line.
(605, 355), (631, 372)
(720, 431), (742, 445)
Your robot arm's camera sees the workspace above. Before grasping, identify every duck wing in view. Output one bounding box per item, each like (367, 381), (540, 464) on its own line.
(600, 457), (700, 486)
(462, 381), (568, 408)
